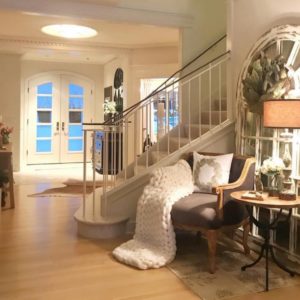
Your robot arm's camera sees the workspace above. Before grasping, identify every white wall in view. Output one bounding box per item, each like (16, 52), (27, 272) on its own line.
(0, 54), (21, 170)
(103, 56), (130, 119)
(229, 0), (300, 111)
(181, 0), (227, 66)
(130, 46), (179, 107)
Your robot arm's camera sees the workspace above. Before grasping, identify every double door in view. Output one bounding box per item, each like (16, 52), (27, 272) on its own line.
(27, 74), (93, 164)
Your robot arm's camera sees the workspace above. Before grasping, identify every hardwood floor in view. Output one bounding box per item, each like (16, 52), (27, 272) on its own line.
(1, 165), (300, 300)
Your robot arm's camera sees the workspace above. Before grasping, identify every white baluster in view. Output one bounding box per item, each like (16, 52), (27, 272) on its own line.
(103, 126), (109, 216)
(92, 129), (96, 218)
(219, 63), (222, 124)
(134, 111), (138, 174)
(118, 123), (122, 178)
(209, 63), (212, 130)
(83, 129), (87, 219)
(149, 98), (153, 145)
(178, 83), (182, 150)
(146, 103), (149, 168)
(110, 125), (113, 184)
(199, 75), (202, 137)
(166, 89), (170, 155)
(124, 118), (128, 180)
(113, 126), (117, 187)
(188, 81), (191, 143)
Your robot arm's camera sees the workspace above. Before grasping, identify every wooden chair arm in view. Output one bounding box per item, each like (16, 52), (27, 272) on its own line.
(215, 157), (256, 218)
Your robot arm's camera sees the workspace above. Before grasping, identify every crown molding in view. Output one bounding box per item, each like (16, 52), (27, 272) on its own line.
(0, 35), (178, 52)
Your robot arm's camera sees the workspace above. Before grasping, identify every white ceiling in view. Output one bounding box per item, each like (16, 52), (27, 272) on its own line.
(0, 0), (188, 64)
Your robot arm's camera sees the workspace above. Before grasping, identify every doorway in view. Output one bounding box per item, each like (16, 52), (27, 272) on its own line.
(140, 78), (179, 143)
(26, 73), (94, 164)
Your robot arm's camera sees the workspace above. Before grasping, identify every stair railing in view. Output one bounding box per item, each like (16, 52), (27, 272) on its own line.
(82, 41), (230, 219)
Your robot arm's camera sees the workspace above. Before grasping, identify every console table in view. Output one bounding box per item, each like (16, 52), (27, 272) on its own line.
(0, 143), (15, 210)
(231, 191), (300, 291)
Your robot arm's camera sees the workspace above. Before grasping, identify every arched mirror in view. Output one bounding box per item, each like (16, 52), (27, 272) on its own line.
(236, 24), (300, 257)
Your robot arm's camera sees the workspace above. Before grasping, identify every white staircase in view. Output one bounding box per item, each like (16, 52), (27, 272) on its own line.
(75, 37), (234, 238)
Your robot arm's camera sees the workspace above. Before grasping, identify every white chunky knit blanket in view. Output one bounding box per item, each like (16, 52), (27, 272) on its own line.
(112, 159), (193, 269)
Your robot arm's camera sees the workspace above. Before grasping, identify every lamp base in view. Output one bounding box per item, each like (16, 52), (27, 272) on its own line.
(279, 191), (296, 201)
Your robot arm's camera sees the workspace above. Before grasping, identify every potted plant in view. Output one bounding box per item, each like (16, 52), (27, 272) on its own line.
(103, 99), (117, 122)
(260, 157), (284, 196)
(0, 123), (13, 145)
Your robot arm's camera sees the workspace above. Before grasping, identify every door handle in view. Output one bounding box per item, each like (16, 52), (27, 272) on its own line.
(62, 122), (65, 131)
(56, 122), (59, 131)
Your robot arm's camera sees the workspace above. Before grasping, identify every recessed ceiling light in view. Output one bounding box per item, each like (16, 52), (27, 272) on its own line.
(41, 24), (97, 39)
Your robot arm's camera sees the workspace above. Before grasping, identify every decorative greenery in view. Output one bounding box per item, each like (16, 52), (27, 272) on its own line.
(242, 51), (291, 114)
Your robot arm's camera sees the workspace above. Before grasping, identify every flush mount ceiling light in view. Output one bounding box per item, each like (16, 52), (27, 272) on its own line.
(41, 24), (97, 39)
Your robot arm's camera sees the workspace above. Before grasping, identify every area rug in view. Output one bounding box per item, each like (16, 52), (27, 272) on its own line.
(28, 179), (112, 197)
(168, 232), (299, 300)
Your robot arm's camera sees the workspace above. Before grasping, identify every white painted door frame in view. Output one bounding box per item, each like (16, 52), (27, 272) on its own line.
(24, 71), (95, 165)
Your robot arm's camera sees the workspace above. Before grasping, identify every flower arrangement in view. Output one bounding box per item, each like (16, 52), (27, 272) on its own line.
(1, 126), (13, 136)
(260, 157), (284, 176)
(0, 123), (13, 144)
(103, 99), (117, 115)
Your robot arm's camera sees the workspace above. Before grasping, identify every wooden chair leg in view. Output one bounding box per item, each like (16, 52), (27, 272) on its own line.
(242, 219), (251, 255)
(206, 230), (218, 273)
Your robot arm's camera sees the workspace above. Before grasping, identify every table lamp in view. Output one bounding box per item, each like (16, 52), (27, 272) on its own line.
(263, 99), (300, 200)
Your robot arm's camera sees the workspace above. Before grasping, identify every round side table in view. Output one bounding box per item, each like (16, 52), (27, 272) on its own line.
(231, 191), (300, 291)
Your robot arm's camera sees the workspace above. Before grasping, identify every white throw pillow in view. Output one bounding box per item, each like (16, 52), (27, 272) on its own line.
(193, 152), (233, 193)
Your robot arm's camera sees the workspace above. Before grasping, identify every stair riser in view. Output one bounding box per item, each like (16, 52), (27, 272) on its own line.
(201, 111), (227, 125)
(183, 125), (210, 139)
(212, 99), (227, 111)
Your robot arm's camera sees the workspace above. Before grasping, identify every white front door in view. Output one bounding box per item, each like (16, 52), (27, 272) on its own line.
(27, 74), (93, 164)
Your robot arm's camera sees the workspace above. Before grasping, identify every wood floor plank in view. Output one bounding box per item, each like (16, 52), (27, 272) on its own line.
(1, 169), (300, 299)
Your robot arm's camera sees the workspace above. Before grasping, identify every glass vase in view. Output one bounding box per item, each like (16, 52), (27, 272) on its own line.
(2, 134), (9, 145)
(266, 174), (280, 197)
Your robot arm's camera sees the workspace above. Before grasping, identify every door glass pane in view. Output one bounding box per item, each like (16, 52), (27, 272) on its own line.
(69, 97), (83, 109)
(36, 140), (51, 152)
(37, 111), (51, 123)
(68, 139), (83, 151)
(69, 111), (82, 123)
(69, 84), (83, 96)
(37, 96), (52, 109)
(37, 125), (52, 138)
(69, 125), (82, 137)
(37, 82), (52, 94)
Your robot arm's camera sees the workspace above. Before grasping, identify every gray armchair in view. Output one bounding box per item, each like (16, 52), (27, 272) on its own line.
(171, 152), (256, 273)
